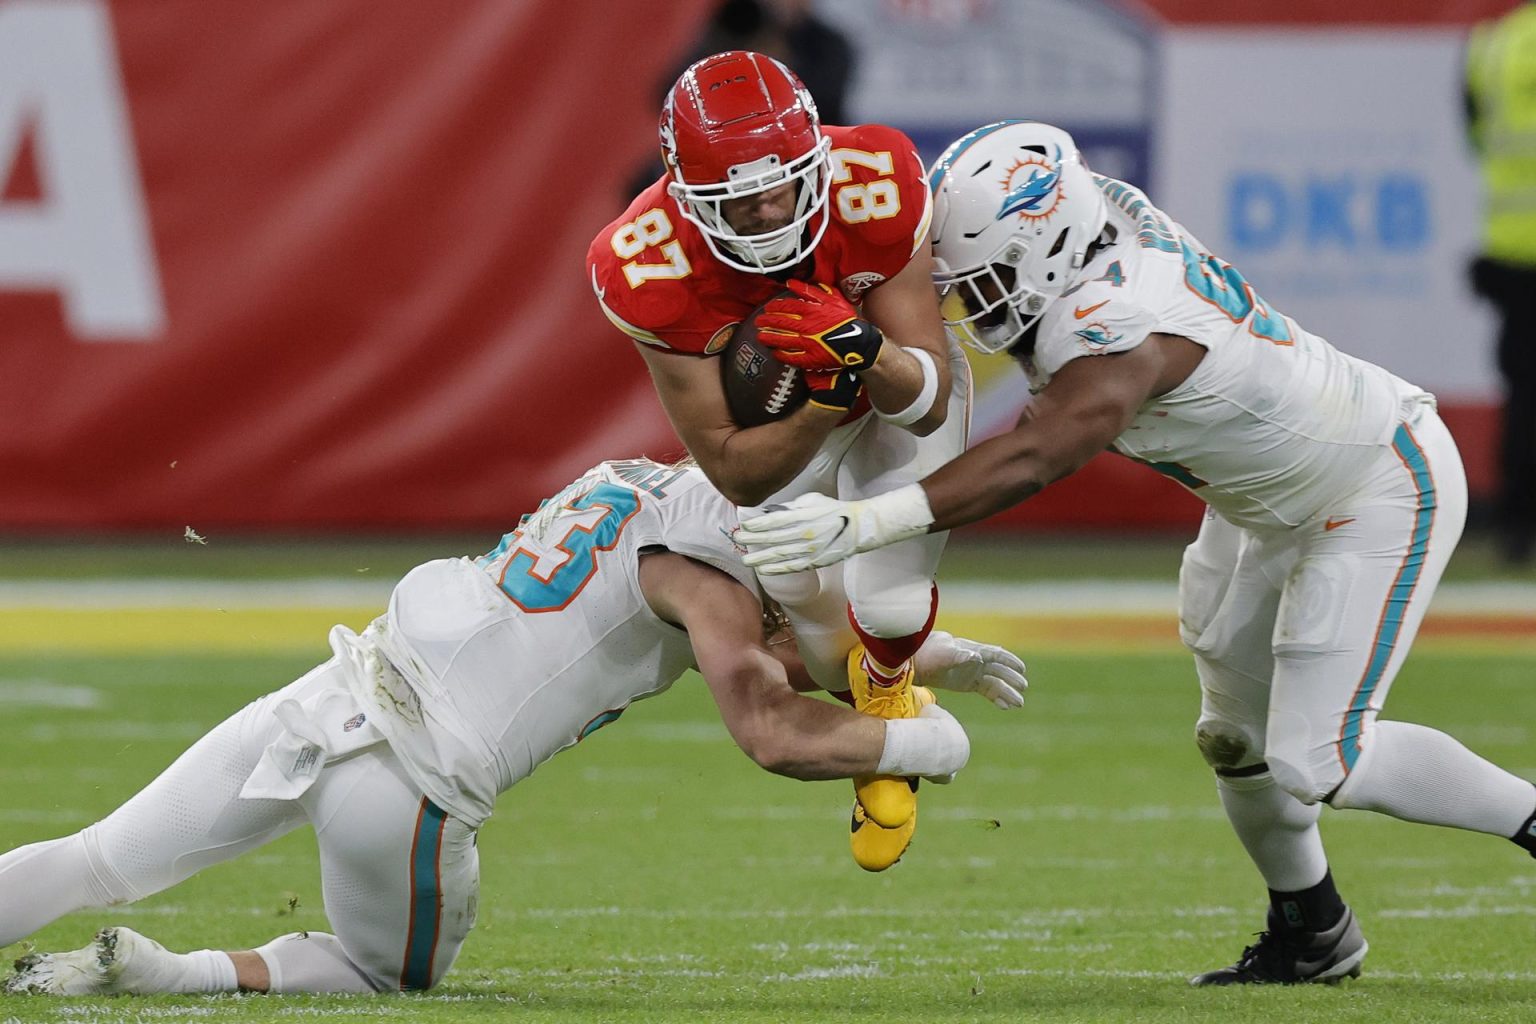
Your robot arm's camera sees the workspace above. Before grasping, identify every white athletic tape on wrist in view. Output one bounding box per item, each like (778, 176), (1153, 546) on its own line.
(877, 347), (940, 427)
(866, 483), (936, 548)
(876, 708), (967, 777)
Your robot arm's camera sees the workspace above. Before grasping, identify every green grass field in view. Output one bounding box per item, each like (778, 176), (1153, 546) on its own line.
(0, 540), (1533, 1023)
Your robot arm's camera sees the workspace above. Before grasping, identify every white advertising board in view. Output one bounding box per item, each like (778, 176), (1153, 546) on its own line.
(1156, 29), (1498, 400)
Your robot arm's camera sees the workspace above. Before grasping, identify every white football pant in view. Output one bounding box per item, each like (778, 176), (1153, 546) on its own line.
(747, 342), (972, 688)
(0, 662), (478, 992)
(1182, 406), (1536, 889)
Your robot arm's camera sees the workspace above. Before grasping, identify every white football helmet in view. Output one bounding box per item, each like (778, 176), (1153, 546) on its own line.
(927, 121), (1108, 353)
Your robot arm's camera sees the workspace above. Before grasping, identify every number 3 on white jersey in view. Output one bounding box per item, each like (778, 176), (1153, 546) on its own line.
(611, 209), (692, 288)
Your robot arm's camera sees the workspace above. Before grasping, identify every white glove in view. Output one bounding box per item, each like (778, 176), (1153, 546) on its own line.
(739, 484), (935, 575)
(914, 630), (1028, 710)
(877, 703), (969, 783)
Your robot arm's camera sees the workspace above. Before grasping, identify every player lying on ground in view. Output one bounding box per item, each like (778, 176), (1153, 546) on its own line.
(737, 120), (1536, 986)
(0, 459), (1023, 996)
(589, 50), (973, 845)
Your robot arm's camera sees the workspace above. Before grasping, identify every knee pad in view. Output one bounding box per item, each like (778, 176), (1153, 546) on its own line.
(1263, 708), (1340, 805)
(1194, 717), (1264, 773)
(1266, 754), (1329, 806)
(755, 565), (824, 607)
(848, 580), (935, 639)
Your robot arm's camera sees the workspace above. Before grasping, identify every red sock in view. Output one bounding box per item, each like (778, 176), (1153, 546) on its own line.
(848, 585), (938, 686)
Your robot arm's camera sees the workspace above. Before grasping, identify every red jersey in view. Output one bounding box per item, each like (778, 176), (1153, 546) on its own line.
(588, 124), (932, 356)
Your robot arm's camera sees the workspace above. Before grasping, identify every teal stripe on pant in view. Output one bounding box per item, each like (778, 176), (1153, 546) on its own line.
(401, 798), (447, 990)
(1337, 423), (1436, 771)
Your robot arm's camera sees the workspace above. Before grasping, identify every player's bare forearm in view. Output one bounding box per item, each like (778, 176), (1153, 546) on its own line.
(748, 687), (887, 780)
(714, 405), (846, 506)
(919, 430), (1053, 531)
(859, 343), (949, 435)
(637, 341), (839, 506)
(859, 244), (952, 434)
(920, 353), (1153, 531)
(649, 556), (887, 779)
(761, 629), (820, 693)
(693, 623), (886, 776)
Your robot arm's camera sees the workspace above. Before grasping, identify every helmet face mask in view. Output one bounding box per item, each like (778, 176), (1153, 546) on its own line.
(935, 239), (1042, 354)
(668, 138), (833, 272)
(661, 51), (833, 274)
(928, 121), (1108, 353)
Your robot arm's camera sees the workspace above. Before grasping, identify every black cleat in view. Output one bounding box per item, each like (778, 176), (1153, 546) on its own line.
(1190, 907), (1368, 986)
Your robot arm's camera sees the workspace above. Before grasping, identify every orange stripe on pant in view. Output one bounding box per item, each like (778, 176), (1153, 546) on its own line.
(400, 798), (448, 990)
(1336, 423), (1437, 774)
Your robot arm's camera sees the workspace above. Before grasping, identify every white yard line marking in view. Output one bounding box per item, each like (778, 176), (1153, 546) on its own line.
(1379, 905), (1536, 919)
(0, 681), (102, 708)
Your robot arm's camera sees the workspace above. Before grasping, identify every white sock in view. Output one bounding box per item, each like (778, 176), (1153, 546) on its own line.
(1331, 720), (1536, 836)
(254, 931), (378, 993)
(1217, 771), (1328, 892)
(113, 934), (239, 994)
(179, 950), (239, 993)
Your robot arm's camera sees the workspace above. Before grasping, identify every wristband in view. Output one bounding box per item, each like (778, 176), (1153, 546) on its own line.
(876, 347), (940, 427)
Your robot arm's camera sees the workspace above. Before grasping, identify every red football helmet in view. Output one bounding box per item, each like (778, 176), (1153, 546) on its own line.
(660, 50), (833, 274)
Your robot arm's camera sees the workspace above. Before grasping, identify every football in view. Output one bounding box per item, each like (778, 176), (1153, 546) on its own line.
(720, 292), (809, 427)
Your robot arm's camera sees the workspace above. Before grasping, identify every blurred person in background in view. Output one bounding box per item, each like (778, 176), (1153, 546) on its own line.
(589, 50), (969, 866)
(760, 0), (853, 127)
(2, 459), (1020, 996)
(1466, 1), (1536, 567)
(624, 0), (854, 198)
(737, 119), (1536, 986)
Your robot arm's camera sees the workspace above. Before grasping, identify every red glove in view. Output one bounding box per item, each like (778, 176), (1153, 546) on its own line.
(804, 367), (864, 412)
(755, 279), (885, 371)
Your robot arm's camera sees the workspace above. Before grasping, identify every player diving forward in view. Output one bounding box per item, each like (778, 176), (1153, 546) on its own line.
(588, 51), (972, 853)
(1, 459), (1023, 996)
(737, 120), (1536, 984)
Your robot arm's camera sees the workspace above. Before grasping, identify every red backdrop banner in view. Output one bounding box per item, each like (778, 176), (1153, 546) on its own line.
(2, 0), (716, 531)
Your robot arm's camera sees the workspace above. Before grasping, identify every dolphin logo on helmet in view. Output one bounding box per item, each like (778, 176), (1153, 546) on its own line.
(997, 149), (1063, 220)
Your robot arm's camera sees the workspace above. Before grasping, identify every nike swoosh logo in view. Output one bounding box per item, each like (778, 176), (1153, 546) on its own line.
(825, 324), (862, 342)
(830, 516), (850, 543)
(1324, 517), (1356, 531)
(1073, 300), (1109, 319)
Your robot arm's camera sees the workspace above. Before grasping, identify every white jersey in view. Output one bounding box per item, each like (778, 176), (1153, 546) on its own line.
(333, 461), (754, 828)
(1023, 177), (1432, 530)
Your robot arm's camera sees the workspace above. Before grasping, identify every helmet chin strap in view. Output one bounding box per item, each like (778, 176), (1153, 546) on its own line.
(724, 228), (801, 269)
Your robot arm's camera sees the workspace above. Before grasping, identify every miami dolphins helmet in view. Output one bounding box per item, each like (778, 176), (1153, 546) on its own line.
(927, 121), (1108, 352)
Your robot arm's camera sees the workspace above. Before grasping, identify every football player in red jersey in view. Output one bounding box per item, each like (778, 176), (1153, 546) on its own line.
(588, 50), (972, 855)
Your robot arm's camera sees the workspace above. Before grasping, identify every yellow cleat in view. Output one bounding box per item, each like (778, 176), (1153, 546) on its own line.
(847, 644), (935, 827)
(849, 800), (916, 872)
